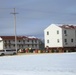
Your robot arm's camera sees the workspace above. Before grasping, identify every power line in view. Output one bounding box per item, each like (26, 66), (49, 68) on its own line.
(0, 8), (54, 14)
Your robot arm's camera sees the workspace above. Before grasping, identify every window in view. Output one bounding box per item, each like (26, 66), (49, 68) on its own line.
(13, 44), (15, 47)
(6, 49), (16, 52)
(0, 50), (4, 52)
(64, 39), (67, 42)
(71, 39), (73, 42)
(57, 39), (59, 43)
(64, 39), (68, 45)
(28, 44), (29, 47)
(23, 40), (25, 42)
(5, 45), (7, 48)
(19, 40), (21, 42)
(32, 40), (33, 43)
(64, 30), (67, 34)
(47, 31), (49, 35)
(57, 30), (59, 34)
(35, 40), (37, 43)
(27, 40), (29, 42)
(47, 40), (49, 43)
(5, 40), (7, 42)
(9, 40), (10, 43)
(35, 44), (37, 47)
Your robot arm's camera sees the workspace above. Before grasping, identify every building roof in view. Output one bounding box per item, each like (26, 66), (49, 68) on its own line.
(59, 24), (76, 29)
(0, 36), (39, 40)
(46, 24), (76, 29)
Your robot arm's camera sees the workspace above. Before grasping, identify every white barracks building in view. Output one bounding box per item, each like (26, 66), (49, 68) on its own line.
(0, 36), (40, 50)
(44, 24), (76, 52)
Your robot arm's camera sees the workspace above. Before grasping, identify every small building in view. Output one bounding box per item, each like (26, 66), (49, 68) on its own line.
(0, 36), (41, 50)
(44, 24), (76, 52)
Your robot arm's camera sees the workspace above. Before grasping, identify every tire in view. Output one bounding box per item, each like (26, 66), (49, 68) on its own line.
(13, 52), (16, 55)
(1, 53), (5, 56)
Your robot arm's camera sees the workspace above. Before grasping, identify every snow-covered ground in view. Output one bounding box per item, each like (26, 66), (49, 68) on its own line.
(0, 53), (76, 75)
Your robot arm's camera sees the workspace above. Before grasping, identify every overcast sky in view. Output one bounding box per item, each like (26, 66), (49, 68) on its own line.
(0, 0), (76, 39)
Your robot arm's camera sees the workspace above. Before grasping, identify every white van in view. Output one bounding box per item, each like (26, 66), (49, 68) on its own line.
(0, 49), (17, 56)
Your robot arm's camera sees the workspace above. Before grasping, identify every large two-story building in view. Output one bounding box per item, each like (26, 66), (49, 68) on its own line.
(44, 24), (76, 52)
(0, 36), (42, 50)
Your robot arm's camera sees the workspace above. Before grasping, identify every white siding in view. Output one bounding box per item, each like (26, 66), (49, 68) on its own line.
(44, 24), (63, 47)
(0, 37), (3, 50)
(44, 24), (76, 48)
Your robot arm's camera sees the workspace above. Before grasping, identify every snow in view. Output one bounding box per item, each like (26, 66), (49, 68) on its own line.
(0, 53), (76, 75)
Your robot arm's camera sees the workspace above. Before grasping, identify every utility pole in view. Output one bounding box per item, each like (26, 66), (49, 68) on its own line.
(11, 8), (18, 52)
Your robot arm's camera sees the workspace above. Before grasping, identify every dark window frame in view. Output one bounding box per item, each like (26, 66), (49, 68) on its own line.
(57, 39), (59, 43)
(71, 38), (73, 42)
(47, 40), (49, 43)
(57, 30), (59, 34)
(47, 31), (49, 35)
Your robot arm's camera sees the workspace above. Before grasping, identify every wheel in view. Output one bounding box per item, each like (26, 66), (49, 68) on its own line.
(1, 53), (5, 56)
(13, 52), (16, 55)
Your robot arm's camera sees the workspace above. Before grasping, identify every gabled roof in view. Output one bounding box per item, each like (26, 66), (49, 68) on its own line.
(44, 24), (60, 31)
(45, 24), (76, 30)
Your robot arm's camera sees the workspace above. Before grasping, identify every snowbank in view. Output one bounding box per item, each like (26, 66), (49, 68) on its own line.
(0, 53), (76, 75)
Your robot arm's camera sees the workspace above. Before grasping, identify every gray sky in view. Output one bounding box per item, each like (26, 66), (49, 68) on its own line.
(0, 0), (76, 39)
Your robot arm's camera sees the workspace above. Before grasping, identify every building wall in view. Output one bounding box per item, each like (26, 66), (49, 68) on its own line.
(0, 37), (3, 50)
(44, 24), (63, 48)
(0, 36), (40, 50)
(3, 39), (39, 49)
(62, 29), (76, 47)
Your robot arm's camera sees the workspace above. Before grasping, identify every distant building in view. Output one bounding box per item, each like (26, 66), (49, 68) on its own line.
(44, 24), (76, 52)
(0, 36), (41, 50)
